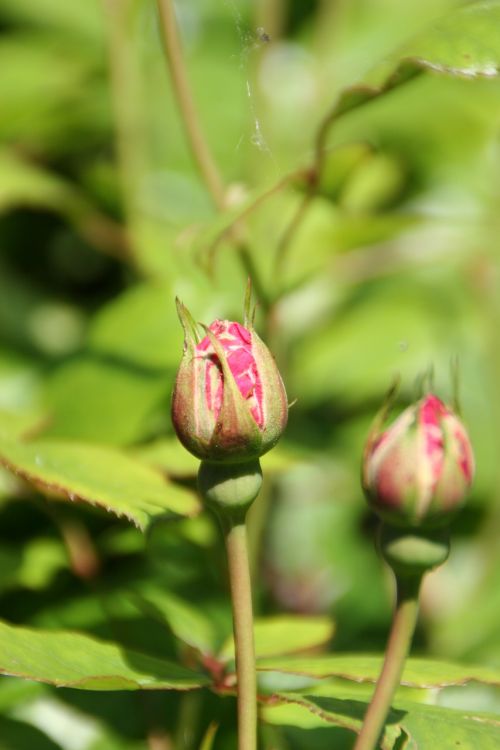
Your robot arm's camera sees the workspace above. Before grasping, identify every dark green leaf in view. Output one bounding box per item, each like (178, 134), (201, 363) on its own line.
(0, 716), (63, 750)
(128, 587), (219, 656)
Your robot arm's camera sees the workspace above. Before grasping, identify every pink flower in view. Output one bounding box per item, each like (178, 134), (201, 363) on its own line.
(196, 320), (264, 428)
(172, 302), (288, 463)
(362, 393), (474, 527)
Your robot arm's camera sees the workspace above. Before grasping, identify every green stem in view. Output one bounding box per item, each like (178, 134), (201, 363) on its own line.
(224, 519), (257, 750)
(353, 575), (421, 750)
(155, 0), (226, 209)
(198, 461), (261, 749)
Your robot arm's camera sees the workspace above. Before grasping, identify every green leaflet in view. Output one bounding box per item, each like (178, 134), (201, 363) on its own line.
(0, 620), (208, 691)
(0, 438), (199, 530)
(220, 615), (334, 663)
(318, 1), (500, 150)
(263, 689), (500, 750)
(256, 653), (500, 688)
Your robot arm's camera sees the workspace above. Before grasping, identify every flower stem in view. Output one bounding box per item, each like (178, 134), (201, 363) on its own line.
(224, 519), (257, 750)
(353, 575), (422, 750)
(197, 461), (261, 750)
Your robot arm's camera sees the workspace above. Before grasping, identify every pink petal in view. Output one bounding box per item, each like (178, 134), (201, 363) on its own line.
(196, 320), (264, 427)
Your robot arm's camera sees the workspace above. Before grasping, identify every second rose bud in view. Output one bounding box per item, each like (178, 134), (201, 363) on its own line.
(362, 393), (474, 529)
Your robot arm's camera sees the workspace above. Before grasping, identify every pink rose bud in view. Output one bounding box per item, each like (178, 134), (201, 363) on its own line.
(362, 393), (474, 528)
(172, 300), (288, 463)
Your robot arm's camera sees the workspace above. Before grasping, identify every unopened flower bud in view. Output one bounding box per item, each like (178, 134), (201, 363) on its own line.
(362, 394), (474, 528)
(172, 300), (288, 463)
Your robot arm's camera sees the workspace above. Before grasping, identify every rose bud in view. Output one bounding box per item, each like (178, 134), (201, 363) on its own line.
(362, 393), (474, 528)
(172, 300), (288, 463)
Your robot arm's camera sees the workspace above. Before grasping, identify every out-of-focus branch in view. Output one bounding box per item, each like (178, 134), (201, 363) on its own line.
(255, 0), (288, 41)
(103, 0), (148, 267)
(156, 0), (226, 210)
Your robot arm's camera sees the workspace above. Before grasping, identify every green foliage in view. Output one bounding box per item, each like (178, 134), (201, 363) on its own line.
(0, 620), (208, 690)
(0, 438), (199, 528)
(256, 654), (500, 688)
(262, 689), (500, 749)
(221, 615), (335, 662)
(0, 0), (500, 747)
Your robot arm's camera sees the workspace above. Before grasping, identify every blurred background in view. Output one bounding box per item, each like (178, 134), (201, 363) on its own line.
(0, 0), (500, 748)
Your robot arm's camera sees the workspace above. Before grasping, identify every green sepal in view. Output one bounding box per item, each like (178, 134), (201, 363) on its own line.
(362, 376), (400, 490)
(176, 298), (201, 351)
(250, 329), (288, 453)
(172, 301), (216, 459)
(243, 278), (256, 329)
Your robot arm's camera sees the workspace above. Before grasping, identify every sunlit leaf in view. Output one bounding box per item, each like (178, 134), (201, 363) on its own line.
(263, 688), (500, 749)
(88, 282), (182, 370)
(0, 438), (199, 529)
(42, 355), (169, 444)
(257, 654), (500, 688)
(220, 616), (334, 663)
(0, 407), (45, 441)
(0, 620), (208, 690)
(319, 1), (500, 150)
(262, 693), (402, 750)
